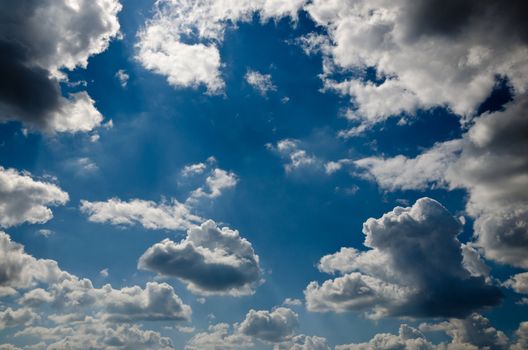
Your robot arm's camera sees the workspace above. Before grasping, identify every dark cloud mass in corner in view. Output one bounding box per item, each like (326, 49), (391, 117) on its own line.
(0, 40), (61, 128)
(408, 0), (528, 42)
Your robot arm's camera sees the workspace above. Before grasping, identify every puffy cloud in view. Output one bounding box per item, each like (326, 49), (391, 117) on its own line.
(420, 313), (509, 350)
(139, 220), (262, 296)
(80, 197), (201, 231)
(305, 198), (501, 318)
(115, 69), (129, 87)
(511, 322), (528, 350)
(185, 323), (253, 350)
(188, 168), (238, 201)
(354, 95), (528, 268)
(0, 167), (69, 228)
(304, 0), (528, 129)
(354, 140), (462, 191)
(336, 324), (435, 350)
(245, 70), (277, 96)
(280, 334), (331, 350)
(504, 272), (528, 295)
(136, 0), (306, 93)
(0, 307), (39, 329)
(17, 318), (175, 350)
(267, 139), (321, 173)
(0, 0), (121, 132)
(238, 307), (298, 343)
(283, 298), (303, 307)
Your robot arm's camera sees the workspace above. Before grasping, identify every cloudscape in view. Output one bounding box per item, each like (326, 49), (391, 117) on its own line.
(0, 1), (527, 349)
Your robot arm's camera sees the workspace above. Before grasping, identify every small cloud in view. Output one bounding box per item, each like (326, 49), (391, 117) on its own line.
(281, 96), (290, 103)
(196, 297), (206, 304)
(283, 298), (302, 307)
(100, 268), (109, 278)
(90, 134), (100, 143)
(115, 69), (129, 87)
(177, 326), (195, 333)
(36, 229), (54, 238)
(245, 70), (277, 96)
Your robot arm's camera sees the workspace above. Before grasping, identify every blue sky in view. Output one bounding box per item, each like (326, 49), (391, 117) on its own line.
(1, 1), (527, 349)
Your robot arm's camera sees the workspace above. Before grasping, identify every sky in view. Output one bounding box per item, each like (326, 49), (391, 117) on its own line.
(0, 0), (527, 349)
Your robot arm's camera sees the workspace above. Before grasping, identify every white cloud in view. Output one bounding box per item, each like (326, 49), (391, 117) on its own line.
(305, 198), (501, 318)
(304, 0), (528, 130)
(282, 298), (302, 307)
(0, 307), (39, 330)
(115, 69), (129, 87)
(80, 198), (202, 231)
(136, 0), (306, 93)
(336, 324), (434, 350)
(268, 139), (321, 173)
(504, 272), (528, 295)
(188, 168), (238, 201)
(279, 334), (331, 350)
(245, 70), (277, 96)
(238, 307), (298, 343)
(139, 220), (262, 296)
(0, 167), (69, 228)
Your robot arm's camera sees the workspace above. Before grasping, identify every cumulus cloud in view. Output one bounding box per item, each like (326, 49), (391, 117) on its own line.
(304, 0), (528, 130)
(305, 198), (501, 318)
(80, 198), (202, 231)
(267, 139), (321, 173)
(188, 168), (238, 201)
(0, 167), (69, 228)
(504, 272), (528, 303)
(0, 230), (191, 349)
(238, 307), (298, 343)
(139, 220), (262, 296)
(0, 0), (121, 133)
(245, 70), (277, 96)
(115, 69), (129, 87)
(185, 323), (253, 350)
(136, 0), (306, 93)
(279, 334), (331, 350)
(354, 95), (528, 268)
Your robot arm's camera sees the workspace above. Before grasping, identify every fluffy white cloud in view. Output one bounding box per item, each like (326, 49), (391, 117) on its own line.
(279, 334), (331, 350)
(238, 307), (298, 343)
(185, 323), (253, 350)
(136, 0), (306, 93)
(139, 220), (262, 296)
(115, 69), (129, 87)
(0, 307), (39, 329)
(268, 139), (321, 173)
(504, 272), (528, 296)
(0, 0), (121, 133)
(0, 167), (69, 228)
(304, 0), (528, 129)
(245, 70), (277, 96)
(188, 168), (238, 201)
(80, 198), (201, 231)
(305, 198), (501, 318)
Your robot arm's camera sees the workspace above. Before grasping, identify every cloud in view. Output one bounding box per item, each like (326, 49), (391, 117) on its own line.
(267, 139), (321, 173)
(304, 0), (528, 129)
(188, 168), (238, 201)
(0, 0), (121, 133)
(238, 307), (298, 343)
(115, 69), (129, 87)
(139, 220), (262, 296)
(136, 0), (306, 93)
(80, 197), (202, 231)
(504, 272), (528, 298)
(0, 230), (191, 349)
(245, 70), (277, 96)
(354, 94), (528, 268)
(283, 298), (302, 307)
(305, 198), (502, 318)
(279, 334), (331, 350)
(185, 323), (253, 350)
(0, 167), (69, 228)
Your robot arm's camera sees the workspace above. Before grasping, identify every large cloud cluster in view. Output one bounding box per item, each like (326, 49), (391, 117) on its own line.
(305, 198), (501, 318)
(303, 0), (528, 129)
(0, 0), (121, 132)
(136, 0), (306, 93)
(139, 220), (262, 296)
(0, 230), (191, 349)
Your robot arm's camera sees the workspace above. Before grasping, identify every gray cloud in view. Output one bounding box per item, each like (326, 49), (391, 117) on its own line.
(238, 307), (299, 343)
(139, 220), (262, 296)
(305, 198), (501, 318)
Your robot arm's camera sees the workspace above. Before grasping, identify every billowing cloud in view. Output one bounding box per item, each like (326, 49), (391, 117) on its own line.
(0, 167), (69, 228)
(245, 70), (277, 96)
(238, 307), (298, 343)
(305, 198), (501, 318)
(136, 0), (306, 93)
(188, 168), (238, 201)
(279, 334), (331, 350)
(80, 198), (201, 231)
(139, 220), (262, 296)
(304, 0), (528, 129)
(0, 0), (121, 132)
(0, 307), (38, 330)
(355, 95), (528, 268)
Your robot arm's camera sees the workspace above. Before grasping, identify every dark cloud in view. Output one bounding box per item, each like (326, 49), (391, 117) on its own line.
(306, 198), (502, 318)
(139, 220), (262, 296)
